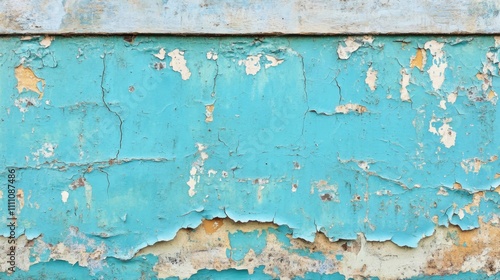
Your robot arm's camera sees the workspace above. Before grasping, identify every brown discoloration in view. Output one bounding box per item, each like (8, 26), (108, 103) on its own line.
(424, 220), (500, 276)
(69, 177), (87, 190)
(14, 65), (46, 98)
(410, 48), (426, 71)
(202, 218), (224, 234)
(320, 193), (332, 201)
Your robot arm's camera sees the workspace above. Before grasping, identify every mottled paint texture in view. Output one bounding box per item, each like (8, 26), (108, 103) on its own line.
(0, 36), (500, 278)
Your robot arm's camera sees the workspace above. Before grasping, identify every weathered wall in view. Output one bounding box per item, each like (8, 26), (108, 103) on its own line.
(1, 0), (500, 34)
(1, 35), (500, 279)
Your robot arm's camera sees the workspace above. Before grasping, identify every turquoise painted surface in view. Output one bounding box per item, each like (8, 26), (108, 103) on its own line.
(1, 36), (500, 277)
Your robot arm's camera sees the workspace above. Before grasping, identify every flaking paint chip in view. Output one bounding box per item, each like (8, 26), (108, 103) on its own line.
(15, 65), (46, 98)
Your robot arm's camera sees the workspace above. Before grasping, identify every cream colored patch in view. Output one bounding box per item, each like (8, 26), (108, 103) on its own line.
(15, 65), (46, 98)
(168, 49), (191, 80)
(337, 36), (374, 59)
(0, 190), (2, 199)
(447, 92), (458, 104)
(154, 48), (166, 60)
(400, 69), (411, 101)
(365, 67), (377, 91)
(39, 35), (54, 48)
(495, 36), (500, 48)
(239, 54), (262, 75)
(335, 103), (368, 114)
(205, 104), (214, 122)
(206, 51), (218, 60)
(61, 191), (69, 203)
(424, 40), (447, 91)
(264, 55), (284, 69)
(439, 100), (447, 110)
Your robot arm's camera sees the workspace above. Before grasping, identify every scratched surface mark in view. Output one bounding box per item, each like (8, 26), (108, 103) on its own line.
(0, 36), (500, 278)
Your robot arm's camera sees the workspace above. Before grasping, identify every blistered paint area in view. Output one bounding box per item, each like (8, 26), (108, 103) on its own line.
(0, 36), (500, 278)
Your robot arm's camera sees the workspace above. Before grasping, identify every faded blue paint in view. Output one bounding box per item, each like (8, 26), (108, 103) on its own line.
(1, 35), (500, 277)
(227, 230), (267, 261)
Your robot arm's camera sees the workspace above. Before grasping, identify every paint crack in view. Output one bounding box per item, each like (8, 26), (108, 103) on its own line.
(100, 53), (123, 159)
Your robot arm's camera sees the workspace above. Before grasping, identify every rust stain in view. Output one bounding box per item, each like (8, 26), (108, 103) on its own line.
(14, 65), (45, 98)
(202, 218), (224, 234)
(453, 182), (462, 190)
(69, 177), (87, 190)
(410, 48), (426, 71)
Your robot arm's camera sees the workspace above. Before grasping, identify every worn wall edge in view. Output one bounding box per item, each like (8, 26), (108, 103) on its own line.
(2, 0), (500, 35)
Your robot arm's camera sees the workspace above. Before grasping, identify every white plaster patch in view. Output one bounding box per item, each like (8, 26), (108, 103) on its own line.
(32, 143), (57, 161)
(207, 169), (217, 177)
(168, 49), (191, 80)
(439, 100), (447, 110)
(264, 55), (284, 69)
(186, 143), (209, 197)
(365, 67), (377, 91)
(400, 69), (411, 102)
(429, 117), (456, 148)
(424, 40), (447, 91)
(154, 48), (166, 60)
(337, 36), (374, 60)
(61, 191), (69, 203)
(437, 119), (456, 148)
(206, 51), (218, 61)
(14, 97), (39, 113)
(39, 35), (54, 48)
(239, 54), (262, 75)
(0, 190), (3, 199)
(447, 92), (457, 104)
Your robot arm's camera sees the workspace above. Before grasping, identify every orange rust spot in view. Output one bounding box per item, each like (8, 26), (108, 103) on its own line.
(14, 65), (45, 98)
(202, 218), (224, 234)
(495, 173), (500, 179)
(453, 182), (462, 190)
(410, 48), (426, 71)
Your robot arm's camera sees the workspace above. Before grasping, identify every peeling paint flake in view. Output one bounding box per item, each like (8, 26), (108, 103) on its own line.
(153, 48), (166, 60)
(14, 65), (46, 98)
(335, 103), (368, 114)
(239, 54), (262, 75)
(424, 40), (447, 91)
(337, 36), (373, 59)
(365, 67), (377, 91)
(168, 49), (191, 80)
